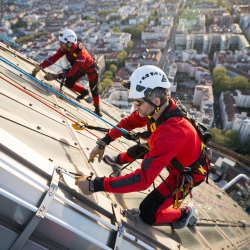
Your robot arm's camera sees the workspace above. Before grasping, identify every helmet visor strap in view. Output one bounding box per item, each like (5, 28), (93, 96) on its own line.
(143, 98), (163, 113)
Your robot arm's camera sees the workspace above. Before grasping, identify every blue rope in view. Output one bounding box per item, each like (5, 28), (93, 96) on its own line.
(0, 34), (65, 70)
(0, 57), (130, 135)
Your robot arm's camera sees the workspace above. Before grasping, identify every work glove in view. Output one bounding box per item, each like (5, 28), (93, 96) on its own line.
(75, 175), (94, 195)
(44, 73), (57, 81)
(88, 139), (106, 163)
(32, 65), (43, 77)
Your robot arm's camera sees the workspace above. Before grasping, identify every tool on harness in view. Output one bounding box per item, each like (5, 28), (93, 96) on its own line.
(173, 173), (194, 209)
(148, 99), (212, 208)
(93, 55), (100, 72)
(72, 121), (109, 132)
(59, 68), (70, 99)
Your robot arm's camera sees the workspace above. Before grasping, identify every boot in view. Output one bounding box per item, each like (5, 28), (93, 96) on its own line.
(103, 154), (124, 169)
(94, 105), (103, 117)
(172, 204), (195, 229)
(76, 89), (89, 102)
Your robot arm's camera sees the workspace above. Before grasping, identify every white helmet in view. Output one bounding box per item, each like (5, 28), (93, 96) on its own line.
(127, 65), (170, 99)
(58, 29), (77, 44)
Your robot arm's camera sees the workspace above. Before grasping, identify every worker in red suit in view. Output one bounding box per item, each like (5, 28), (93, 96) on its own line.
(32, 29), (102, 117)
(75, 65), (211, 229)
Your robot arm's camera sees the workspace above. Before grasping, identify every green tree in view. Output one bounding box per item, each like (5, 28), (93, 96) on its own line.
(110, 9), (118, 13)
(113, 27), (122, 33)
(209, 128), (240, 148)
(101, 70), (113, 81)
(234, 14), (240, 24)
(244, 135), (250, 150)
(109, 24), (115, 28)
(105, 60), (112, 70)
(126, 40), (134, 54)
(97, 10), (107, 15)
(120, 2), (127, 6)
(110, 64), (117, 74)
(103, 79), (114, 86)
(117, 50), (127, 67)
(205, 16), (214, 26)
(231, 76), (249, 91)
(179, 8), (184, 15)
(83, 16), (96, 21)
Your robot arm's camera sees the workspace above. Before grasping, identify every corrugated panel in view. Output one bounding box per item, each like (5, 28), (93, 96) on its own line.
(153, 225), (206, 250)
(219, 226), (238, 240)
(0, 76), (61, 120)
(203, 210), (220, 220)
(0, 65), (51, 101)
(0, 117), (84, 169)
(198, 226), (228, 246)
(0, 94), (72, 140)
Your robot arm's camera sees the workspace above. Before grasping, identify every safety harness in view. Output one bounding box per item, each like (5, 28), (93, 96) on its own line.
(66, 43), (100, 75)
(148, 99), (212, 208)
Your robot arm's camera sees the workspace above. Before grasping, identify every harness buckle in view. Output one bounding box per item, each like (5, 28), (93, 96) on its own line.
(197, 165), (207, 176)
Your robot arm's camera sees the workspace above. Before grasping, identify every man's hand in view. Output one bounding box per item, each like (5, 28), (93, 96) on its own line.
(75, 175), (94, 195)
(32, 65), (43, 77)
(88, 140), (106, 163)
(44, 73), (57, 81)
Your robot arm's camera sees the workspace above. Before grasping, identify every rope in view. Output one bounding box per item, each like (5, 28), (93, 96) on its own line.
(0, 34), (65, 70)
(0, 57), (130, 135)
(0, 75), (124, 153)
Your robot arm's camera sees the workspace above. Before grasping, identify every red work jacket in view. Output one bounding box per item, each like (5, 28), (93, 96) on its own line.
(40, 43), (94, 78)
(102, 98), (207, 194)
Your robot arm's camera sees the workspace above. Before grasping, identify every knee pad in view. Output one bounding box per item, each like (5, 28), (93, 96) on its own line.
(139, 190), (166, 225)
(65, 77), (76, 89)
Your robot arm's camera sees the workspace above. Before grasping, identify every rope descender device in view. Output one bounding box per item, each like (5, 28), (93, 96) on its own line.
(72, 121), (86, 131)
(72, 121), (110, 132)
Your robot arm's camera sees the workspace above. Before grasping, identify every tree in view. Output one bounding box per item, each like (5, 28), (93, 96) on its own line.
(120, 2), (127, 6)
(179, 8), (184, 15)
(231, 76), (249, 91)
(209, 128), (240, 148)
(117, 50), (127, 67)
(110, 64), (117, 74)
(234, 14), (240, 24)
(105, 60), (117, 70)
(103, 79), (113, 86)
(101, 70), (113, 81)
(205, 16), (214, 26)
(110, 9), (118, 13)
(243, 135), (250, 150)
(97, 10), (107, 15)
(126, 40), (134, 54)
(113, 27), (122, 33)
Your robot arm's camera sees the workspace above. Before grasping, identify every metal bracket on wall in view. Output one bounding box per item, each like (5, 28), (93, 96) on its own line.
(10, 167), (60, 250)
(112, 203), (125, 250)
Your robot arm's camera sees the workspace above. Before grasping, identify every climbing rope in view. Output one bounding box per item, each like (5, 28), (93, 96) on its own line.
(0, 57), (131, 136)
(0, 75), (125, 154)
(0, 34), (66, 70)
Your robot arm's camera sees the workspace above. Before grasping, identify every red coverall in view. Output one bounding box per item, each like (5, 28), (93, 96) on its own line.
(40, 43), (100, 106)
(97, 98), (208, 225)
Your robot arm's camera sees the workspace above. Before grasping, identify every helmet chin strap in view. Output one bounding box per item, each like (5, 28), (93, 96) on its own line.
(143, 98), (164, 117)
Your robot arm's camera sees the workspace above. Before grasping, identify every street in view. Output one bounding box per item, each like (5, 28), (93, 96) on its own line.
(213, 97), (223, 129)
(158, 16), (178, 72)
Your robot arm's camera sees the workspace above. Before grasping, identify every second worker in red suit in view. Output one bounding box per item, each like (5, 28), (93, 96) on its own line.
(75, 65), (212, 229)
(32, 29), (102, 117)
